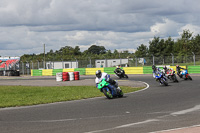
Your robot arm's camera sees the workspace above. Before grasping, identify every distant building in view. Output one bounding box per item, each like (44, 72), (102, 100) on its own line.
(45, 58), (133, 69)
(46, 61), (78, 69)
(95, 58), (132, 68)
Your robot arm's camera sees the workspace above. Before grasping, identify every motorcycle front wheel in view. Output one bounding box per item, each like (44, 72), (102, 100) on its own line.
(173, 75), (179, 82)
(103, 88), (113, 99)
(124, 74), (128, 78)
(161, 79), (168, 86)
(188, 75), (192, 80)
(117, 89), (124, 98)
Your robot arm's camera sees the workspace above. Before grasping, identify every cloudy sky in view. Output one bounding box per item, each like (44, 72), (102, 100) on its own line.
(0, 0), (200, 57)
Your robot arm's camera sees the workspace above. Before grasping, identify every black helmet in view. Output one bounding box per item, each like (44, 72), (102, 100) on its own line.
(96, 70), (102, 78)
(152, 65), (156, 70)
(163, 65), (167, 70)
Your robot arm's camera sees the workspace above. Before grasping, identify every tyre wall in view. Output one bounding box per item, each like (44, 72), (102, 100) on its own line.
(55, 71), (80, 82)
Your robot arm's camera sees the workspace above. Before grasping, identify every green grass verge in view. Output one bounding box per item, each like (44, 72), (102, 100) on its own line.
(0, 86), (145, 108)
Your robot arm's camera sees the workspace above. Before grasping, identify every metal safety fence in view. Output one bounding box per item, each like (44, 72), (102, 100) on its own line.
(1, 54), (199, 75)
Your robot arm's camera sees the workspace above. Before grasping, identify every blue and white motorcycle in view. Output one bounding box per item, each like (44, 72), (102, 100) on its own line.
(179, 69), (192, 80)
(155, 72), (168, 86)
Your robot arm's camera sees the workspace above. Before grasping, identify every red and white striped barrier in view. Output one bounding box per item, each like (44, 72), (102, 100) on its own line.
(74, 71), (80, 80)
(56, 71), (80, 81)
(62, 72), (69, 81)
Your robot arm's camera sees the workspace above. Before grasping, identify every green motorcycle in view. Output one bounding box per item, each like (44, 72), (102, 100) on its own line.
(98, 78), (123, 99)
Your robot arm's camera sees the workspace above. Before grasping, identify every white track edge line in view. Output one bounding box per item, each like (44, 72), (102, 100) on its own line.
(149, 124), (200, 133)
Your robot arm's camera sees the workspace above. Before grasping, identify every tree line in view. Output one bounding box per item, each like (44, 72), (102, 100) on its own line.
(135, 29), (200, 57)
(20, 44), (132, 62)
(20, 29), (200, 62)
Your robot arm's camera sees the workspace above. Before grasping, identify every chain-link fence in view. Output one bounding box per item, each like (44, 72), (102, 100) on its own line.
(144, 54), (198, 66)
(2, 54), (199, 75)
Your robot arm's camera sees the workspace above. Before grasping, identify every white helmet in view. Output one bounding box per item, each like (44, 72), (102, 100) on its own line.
(95, 70), (102, 78)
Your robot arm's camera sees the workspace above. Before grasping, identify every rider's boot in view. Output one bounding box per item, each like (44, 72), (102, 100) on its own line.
(117, 87), (121, 93)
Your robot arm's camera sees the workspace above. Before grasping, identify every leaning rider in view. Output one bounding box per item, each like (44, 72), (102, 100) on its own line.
(162, 65), (172, 75)
(176, 65), (184, 78)
(114, 65), (123, 76)
(152, 65), (164, 84)
(162, 65), (168, 75)
(95, 70), (120, 94)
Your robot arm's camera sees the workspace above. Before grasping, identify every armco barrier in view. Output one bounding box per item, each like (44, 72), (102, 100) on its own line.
(123, 67), (143, 74)
(74, 68), (86, 75)
(188, 66), (200, 73)
(85, 68), (104, 75)
(31, 69), (42, 76)
(104, 67), (116, 74)
(63, 68), (74, 72)
(143, 66), (152, 74)
(42, 69), (53, 76)
(52, 69), (63, 76)
(31, 65), (196, 76)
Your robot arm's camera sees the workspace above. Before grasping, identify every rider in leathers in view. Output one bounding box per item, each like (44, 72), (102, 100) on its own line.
(152, 65), (166, 85)
(176, 65), (184, 78)
(162, 65), (168, 75)
(162, 65), (174, 78)
(95, 70), (120, 94)
(114, 66), (123, 77)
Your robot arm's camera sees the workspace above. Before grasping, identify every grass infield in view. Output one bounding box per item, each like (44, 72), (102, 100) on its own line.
(0, 86), (145, 108)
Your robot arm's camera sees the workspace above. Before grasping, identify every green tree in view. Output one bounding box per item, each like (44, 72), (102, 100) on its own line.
(105, 50), (112, 58)
(74, 46), (81, 55)
(135, 44), (148, 57)
(87, 45), (106, 55)
(174, 29), (193, 55)
(190, 34), (200, 55)
(163, 37), (175, 55)
(113, 49), (119, 58)
(149, 37), (162, 56)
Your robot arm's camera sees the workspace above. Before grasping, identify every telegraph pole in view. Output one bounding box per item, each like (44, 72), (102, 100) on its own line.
(44, 44), (46, 69)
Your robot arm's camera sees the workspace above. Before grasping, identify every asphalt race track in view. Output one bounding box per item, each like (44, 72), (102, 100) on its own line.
(0, 74), (200, 133)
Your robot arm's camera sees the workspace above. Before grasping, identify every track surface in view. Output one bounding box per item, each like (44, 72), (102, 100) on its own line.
(0, 74), (200, 133)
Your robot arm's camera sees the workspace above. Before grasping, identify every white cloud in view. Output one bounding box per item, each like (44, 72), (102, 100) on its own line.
(150, 18), (181, 37)
(0, 0), (200, 56)
(179, 24), (200, 36)
(65, 31), (89, 41)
